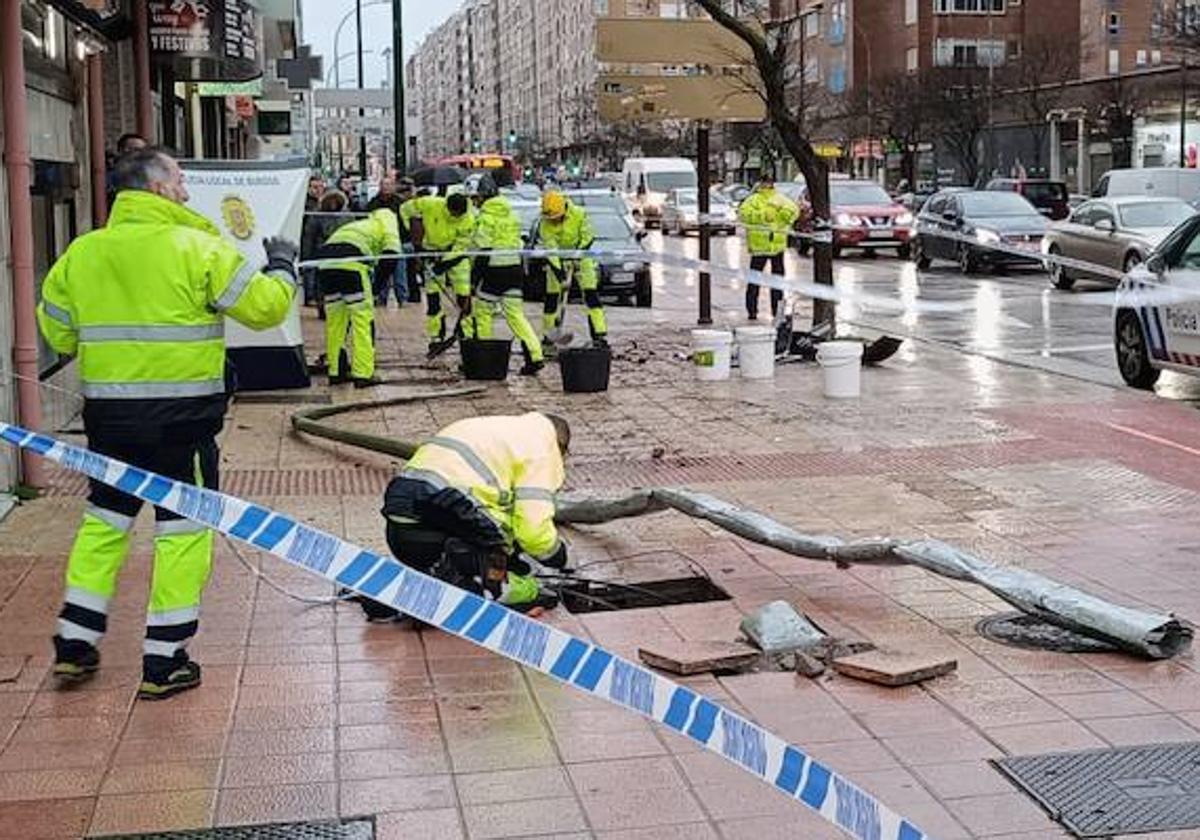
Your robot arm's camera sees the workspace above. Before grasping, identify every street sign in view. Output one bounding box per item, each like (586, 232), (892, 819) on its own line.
(277, 46), (323, 91)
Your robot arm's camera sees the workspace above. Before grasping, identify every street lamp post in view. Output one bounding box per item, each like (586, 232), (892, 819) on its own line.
(355, 0), (367, 176)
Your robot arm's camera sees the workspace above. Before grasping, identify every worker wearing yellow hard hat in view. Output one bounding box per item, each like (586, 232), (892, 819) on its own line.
(537, 191), (606, 350)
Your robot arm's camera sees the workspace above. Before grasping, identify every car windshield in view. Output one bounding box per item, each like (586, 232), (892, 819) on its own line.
(959, 192), (1038, 216)
(645, 171), (697, 192)
(1021, 182), (1067, 205)
(831, 183), (892, 205)
(1119, 201), (1195, 229)
(591, 212), (635, 242)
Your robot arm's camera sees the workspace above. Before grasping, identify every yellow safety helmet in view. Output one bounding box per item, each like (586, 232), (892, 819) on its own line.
(541, 190), (568, 221)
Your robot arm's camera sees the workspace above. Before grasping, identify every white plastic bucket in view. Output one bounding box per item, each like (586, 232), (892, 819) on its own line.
(816, 340), (864, 398)
(735, 326), (776, 380)
(691, 329), (733, 381)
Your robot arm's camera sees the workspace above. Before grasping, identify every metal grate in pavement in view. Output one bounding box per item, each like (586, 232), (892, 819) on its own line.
(95, 819), (374, 839)
(43, 437), (1089, 497)
(995, 742), (1200, 837)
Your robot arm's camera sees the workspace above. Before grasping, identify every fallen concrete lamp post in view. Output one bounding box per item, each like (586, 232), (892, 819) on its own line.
(556, 490), (1194, 661)
(288, 401), (1192, 661)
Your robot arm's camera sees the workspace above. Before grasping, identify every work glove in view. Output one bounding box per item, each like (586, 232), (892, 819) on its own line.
(263, 236), (300, 280)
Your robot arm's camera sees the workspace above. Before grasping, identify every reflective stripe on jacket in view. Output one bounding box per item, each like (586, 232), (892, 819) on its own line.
(324, 208), (401, 277)
(737, 187), (799, 255)
(401, 412), (564, 559)
(37, 190), (295, 403)
(537, 201), (595, 274)
(400, 196), (476, 253)
(473, 196), (522, 268)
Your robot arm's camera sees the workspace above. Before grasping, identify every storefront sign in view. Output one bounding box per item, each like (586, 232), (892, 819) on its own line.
(148, 0), (260, 81)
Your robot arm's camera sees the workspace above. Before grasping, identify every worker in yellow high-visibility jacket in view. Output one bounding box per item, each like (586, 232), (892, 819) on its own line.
(538, 191), (607, 349)
(37, 148), (298, 699)
(401, 193), (477, 354)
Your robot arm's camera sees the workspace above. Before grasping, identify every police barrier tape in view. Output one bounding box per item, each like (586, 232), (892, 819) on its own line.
(0, 421), (933, 840)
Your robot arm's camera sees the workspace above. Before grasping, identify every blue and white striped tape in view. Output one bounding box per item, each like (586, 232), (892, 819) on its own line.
(0, 422), (931, 840)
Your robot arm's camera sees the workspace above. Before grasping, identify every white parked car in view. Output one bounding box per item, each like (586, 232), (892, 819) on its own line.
(661, 188), (736, 236)
(1114, 213), (1200, 388)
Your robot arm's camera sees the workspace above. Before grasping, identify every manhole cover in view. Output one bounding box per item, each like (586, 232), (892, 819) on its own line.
(235, 393), (333, 405)
(977, 612), (1119, 654)
(557, 576), (731, 614)
(996, 742), (1200, 837)
(95, 819), (374, 839)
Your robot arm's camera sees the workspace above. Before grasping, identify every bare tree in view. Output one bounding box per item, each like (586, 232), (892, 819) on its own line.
(693, 0), (837, 326)
(929, 67), (990, 186)
(998, 35), (1079, 173)
(1088, 73), (1152, 170)
(872, 71), (936, 189)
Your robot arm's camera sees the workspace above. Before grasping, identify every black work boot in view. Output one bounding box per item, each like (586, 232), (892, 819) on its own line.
(53, 636), (99, 686)
(139, 651), (201, 700)
(352, 375), (383, 389)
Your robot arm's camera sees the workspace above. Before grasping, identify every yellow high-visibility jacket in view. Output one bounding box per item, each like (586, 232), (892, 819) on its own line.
(400, 195), (476, 253)
(324, 208), (401, 278)
(402, 413), (564, 560)
(37, 190), (295, 423)
(473, 195), (523, 268)
(537, 201), (596, 274)
(738, 187), (799, 256)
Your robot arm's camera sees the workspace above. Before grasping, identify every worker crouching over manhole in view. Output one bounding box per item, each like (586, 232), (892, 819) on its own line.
(352, 412), (571, 621)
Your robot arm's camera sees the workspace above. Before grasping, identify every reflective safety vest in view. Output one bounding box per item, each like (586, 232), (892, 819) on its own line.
(324, 208), (401, 275)
(537, 201), (595, 272)
(473, 196), (522, 268)
(402, 413), (564, 560)
(738, 187), (799, 256)
(400, 196), (476, 253)
(37, 190), (295, 411)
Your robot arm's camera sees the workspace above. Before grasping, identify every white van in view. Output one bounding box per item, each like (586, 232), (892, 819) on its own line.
(622, 157), (698, 228)
(1095, 168), (1200, 203)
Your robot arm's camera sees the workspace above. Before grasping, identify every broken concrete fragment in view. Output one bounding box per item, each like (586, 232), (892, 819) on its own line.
(638, 641), (760, 675)
(740, 601), (828, 654)
(792, 651), (827, 678)
(832, 649), (957, 687)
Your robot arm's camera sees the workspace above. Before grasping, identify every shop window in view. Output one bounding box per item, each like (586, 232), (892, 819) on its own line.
(1109, 48), (1120, 74)
(22, 2), (68, 72)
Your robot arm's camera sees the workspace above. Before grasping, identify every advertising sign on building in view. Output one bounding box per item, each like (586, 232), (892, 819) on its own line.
(148, 0), (261, 81)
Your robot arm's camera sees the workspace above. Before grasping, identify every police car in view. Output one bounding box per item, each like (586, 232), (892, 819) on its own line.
(1115, 212), (1200, 388)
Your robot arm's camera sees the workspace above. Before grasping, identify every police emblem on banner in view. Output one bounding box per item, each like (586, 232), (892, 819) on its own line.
(220, 195), (256, 240)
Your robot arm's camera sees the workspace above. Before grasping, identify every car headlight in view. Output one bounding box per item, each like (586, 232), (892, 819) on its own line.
(974, 228), (1001, 245)
(835, 212), (861, 227)
(895, 212), (914, 226)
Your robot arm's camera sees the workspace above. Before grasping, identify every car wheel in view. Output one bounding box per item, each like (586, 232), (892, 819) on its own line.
(635, 275), (653, 308)
(1124, 252), (1143, 273)
(957, 245), (978, 275)
(897, 243), (912, 260)
(1115, 308), (1161, 390)
(913, 238), (932, 269)
(1048, 245), (1074, 290)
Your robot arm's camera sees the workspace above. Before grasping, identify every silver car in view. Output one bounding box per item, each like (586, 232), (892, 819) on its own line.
(661, 188), (737, 236)
(1044, 196), (1195, 290)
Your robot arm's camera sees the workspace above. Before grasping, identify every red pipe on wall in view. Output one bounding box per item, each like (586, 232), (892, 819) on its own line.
(88, 52), (107, 228)
(133, 0), (153, 141)
(1, 0), (45, 488)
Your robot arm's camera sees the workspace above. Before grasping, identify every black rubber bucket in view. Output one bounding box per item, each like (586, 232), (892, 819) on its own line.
(461, 339), (512, 381)
(559, 346), (611, 393)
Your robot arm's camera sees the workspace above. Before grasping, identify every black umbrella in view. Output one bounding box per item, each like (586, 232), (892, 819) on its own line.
(410, 165), (467, 189)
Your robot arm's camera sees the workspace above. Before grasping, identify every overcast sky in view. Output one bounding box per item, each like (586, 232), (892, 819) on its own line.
(300, 0), (457, 88)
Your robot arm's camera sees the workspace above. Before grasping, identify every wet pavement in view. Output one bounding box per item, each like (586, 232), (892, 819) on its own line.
(2, 238), (1200, 838)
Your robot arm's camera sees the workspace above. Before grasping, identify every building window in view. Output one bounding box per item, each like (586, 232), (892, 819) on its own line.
(1108, 12), (1120, 35)
(906, 0), (918, 24)
(906, 47), (919, 72)
(934, 0), (1004, 13)
(829, 61), (847, 94)
(934, 37), (1005, 67)
(1153, 49), (1163, 64)
(804, 11), (819, 38)
(593, 0), (609, 13)
(1137, 48), (1148, 66)
(1108, 48), (1120, 74)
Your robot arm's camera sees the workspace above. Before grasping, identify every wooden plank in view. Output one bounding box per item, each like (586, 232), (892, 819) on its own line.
(638, 641), (760, 676)
(831, 650), (957, 687)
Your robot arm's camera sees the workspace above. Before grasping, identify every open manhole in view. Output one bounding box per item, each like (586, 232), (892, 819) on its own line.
(95, 819), (373, 839)
(557, 576), (731, 614)
(996, 742), (1200, 837)
(235, 392), (333, 406)
(977, 612), (1119, 654)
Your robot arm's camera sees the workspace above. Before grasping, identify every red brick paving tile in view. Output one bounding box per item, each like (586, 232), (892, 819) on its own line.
(0, 797), (93, 839)
(567, 757), (686, 796)
(884, 729), (1004, 767)
(447, 736), (562, 774)
(124, 707), (231, 739)
(983, 720), (1107, 754)
(338, 660), (430, 682)
(554, 728), (668, 763)
(818, 679), (931, 713)
(225, 726), (334, 757)
(944, 792), (1059, 836)
(911, 761), (1029, 800)
(1136, 681), (1200, 712)
(1014, 670), (1120, 695)
(338, 699), (439, 726)
(420, 633), (494, 658)
(716, 812), (866, 840)
(431, 670), (529, 696)
(232, 703), (336, 730)
(338, 747), (450, 780)
(852, 704), (974, 738)
(691, 779), (799, 821)
(463, 796), (589, 839)
(112, 733), (227, 765)
(1087, 713), (1200, 745)
(852, 766), (973, 839)
(100, 760), (221, 795)
(803, 739), (902, 773)
(929, 678), (1069, 728)
(597, 825), (719, 840)
(0, 738), (113, 771)
(374, 808), (466, 840)
(0, 767), (104, 801)
(338, 775), (456, 814)
(1048, 690), (1162, 720)
(222, 752), (336, 788)
(1093, 662), (1200, 690)
(455, 766), (573, 805)
(338, 721), (446, 752)
(88, 789), (216, 836)
(338, 678), (435, 704)
(425, 657), (517, 676)
(583, 786), (706, 832)
(25, 688), (126, 718)
(244, 644), (336, 664)
(10, 714), (123, 744)
(240, 663), (336, 686)
(216, 782), (337, 826)
(235, 682), (335, 708)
